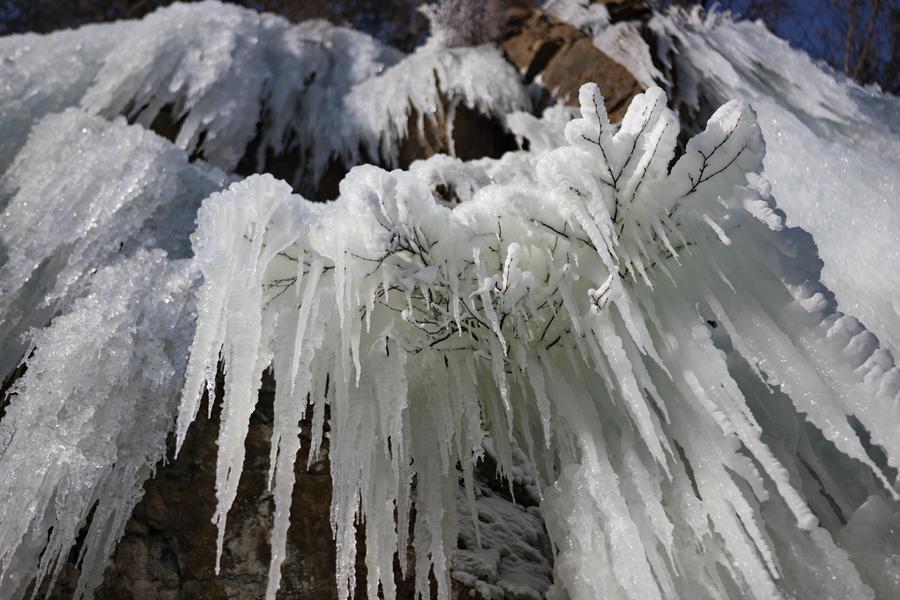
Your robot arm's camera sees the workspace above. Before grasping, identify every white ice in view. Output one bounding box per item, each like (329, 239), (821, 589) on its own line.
(649, 8), (900, 354)
(2, 4), (899, 600)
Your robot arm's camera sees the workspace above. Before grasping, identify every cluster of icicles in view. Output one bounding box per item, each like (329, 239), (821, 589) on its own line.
(182, 83), (900, 600)
(1, 3), (899, 600)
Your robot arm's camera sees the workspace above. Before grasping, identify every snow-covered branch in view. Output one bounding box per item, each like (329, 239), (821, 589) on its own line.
(178, 83), (899, 600)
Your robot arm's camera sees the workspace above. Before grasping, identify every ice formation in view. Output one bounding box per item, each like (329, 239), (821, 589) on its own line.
(179, 84), (900, 600)
(0, 109), (229, 377)
(1, 2), (900, 600)
(0, 1), (527, 193)
(0, 3), (526, 597)
(544, 4), (900, 355)
(647, 9), (900, 353)
(0, 252), (194, 599)
(0, 109), (227, 597)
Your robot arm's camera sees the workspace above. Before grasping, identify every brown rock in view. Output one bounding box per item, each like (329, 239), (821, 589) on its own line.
(501, 6), (644, 121)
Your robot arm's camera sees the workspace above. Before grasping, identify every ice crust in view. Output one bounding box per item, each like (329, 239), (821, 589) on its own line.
(0, 109), (229, 377)
(0, 108), (227, 598)
(1, 3), (900, 600)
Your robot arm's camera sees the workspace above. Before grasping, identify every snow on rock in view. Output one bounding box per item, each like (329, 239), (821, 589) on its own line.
(453, 481), (552, 600)
(545, 0), (611, 34)
(650, 8), (900, 354)
(592, 21), (663, 90)
(502, 2), (644, 119)
(0, 0), (528, 192)
(408, 104), (578, 206)
(179, 84), (900, 600)
(451, 436), (552, 599)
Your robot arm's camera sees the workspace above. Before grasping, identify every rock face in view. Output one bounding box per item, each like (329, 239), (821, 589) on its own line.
(501, 2), (644, 120)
